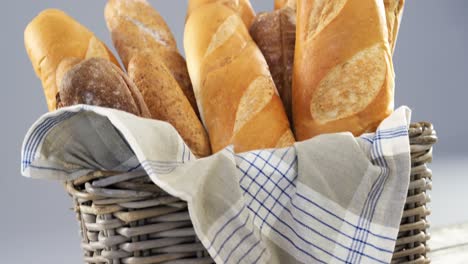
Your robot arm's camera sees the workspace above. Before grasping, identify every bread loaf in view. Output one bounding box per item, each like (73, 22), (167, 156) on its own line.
(58, 58), (151, 118)
(293, 0), (394, 140)
(274, 0), (288, 10)
(249, 0), (296, 123)
(384, 0), (405, 53)
(105, 0), (210, 156)
(185, 2), (294, 153)
(128, 53), (211, 157)
(24, 9), (120, 111)
(55, 58), (81, 89)
(104, 0), (198, 114)
(187, 0), (256, 27)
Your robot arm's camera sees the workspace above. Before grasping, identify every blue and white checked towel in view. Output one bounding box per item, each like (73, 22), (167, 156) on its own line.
(21, 105), (411, 264)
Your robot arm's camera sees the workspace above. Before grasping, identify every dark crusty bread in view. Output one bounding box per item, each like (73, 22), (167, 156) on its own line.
(58, 58), (151, 118)
(128, 53), (211, 157)
(249, 3), (296, 123)
(55, 57), (81, 89)
(24, 9), (121, 111)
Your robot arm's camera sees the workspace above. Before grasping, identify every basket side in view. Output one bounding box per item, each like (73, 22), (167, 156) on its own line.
(392, 122), (437, 264)
(64, 122), (436, 264)
(66, 171), (214, 264)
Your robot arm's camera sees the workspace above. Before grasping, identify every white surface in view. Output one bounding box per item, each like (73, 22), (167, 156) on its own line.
(431, 246), (468, 264)
(430, 222), (468, 263)
(429, 156), (468, 227)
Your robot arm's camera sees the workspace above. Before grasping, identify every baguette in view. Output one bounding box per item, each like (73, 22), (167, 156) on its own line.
(24, 9), (120, 111)
(105, 0), (211, 157)
(187, 0), (256, 27)
(58, 58), (151, 118)
(384, 0), (405, 53)
(105, 0), (198, 114)
(128, 53), (211, 157)
(249, 0), (296, 123)
(185, 2), (294, 153)
(293, 0), (394, 140)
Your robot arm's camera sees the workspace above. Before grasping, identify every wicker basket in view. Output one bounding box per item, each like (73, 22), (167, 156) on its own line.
(392, 122), (437, 264)
(65, 171), (213, 264)
(65, 122), (436, 264)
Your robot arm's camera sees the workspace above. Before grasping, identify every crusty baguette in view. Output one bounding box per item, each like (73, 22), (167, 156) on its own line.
(24, 9), (120, 111)
(293, 0), (394, 140)
(105, 0), (198, 114)
(58, 58), (151, 118)
(187, 0), (256, 27)
(128, 53), (211, 157)
(384, 0), (405, 53)
(249, 1), (296, 123)
(185, 2), (295, 153)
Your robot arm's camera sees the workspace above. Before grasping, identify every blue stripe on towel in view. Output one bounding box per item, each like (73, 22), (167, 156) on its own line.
(23, 111), (79, 170)
(347, 126), (407, 263)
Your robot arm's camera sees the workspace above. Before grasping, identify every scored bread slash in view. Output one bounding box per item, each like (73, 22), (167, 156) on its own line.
(187, 0), (256, 27)
(311, 43), (387, 124)
(293, 0), (395, 140)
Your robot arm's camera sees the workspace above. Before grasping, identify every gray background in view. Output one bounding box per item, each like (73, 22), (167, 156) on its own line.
(1, 1), (467, 263)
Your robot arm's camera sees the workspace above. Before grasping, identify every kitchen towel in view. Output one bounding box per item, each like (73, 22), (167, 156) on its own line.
(21, 105), (411, 264)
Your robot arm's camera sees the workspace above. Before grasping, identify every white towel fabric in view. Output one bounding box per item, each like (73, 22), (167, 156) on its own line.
(21, 105), (411, 264)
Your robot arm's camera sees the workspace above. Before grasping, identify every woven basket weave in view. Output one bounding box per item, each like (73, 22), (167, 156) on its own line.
(392, 122), (437, 264)
(65, 122), (436, 264)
